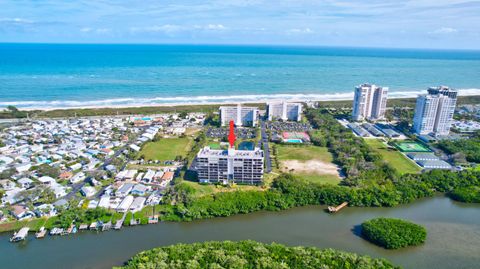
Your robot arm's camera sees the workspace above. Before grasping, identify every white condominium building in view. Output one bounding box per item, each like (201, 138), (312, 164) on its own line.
(413, 86), (458, 136)
(352, 83), (389, 121)
(195, 147), (264, 185)
(267, 101), (302, 121)
(219, 104), (258, 127)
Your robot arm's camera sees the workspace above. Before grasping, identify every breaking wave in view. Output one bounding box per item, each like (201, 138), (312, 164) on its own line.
(2, 89), (480, 110)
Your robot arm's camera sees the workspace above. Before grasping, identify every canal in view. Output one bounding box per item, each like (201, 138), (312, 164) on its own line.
(0, 195), (479, 269)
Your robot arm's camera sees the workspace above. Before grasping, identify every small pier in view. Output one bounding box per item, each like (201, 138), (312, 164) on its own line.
(102, 221), (112, 231)
(114, 211), (128, 230)
(10, 227), (29, 242)
(129, 218), (140, 226)
(49, 227), (63, 236)
(328, 202), (348, 213)
(35, 227), (47, 239)
(89, 222), (98, 230)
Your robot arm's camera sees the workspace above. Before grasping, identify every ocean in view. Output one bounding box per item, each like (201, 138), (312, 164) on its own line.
(1, 43), (480, 109)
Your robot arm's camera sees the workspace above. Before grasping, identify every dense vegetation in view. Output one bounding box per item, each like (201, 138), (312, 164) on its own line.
(117, 240), (399, 269)
(160, 169), (480, 221)
(361, 218), (427, 249)
(449, 186), (480, 203)
(437, 135), (480, 163)
(305, 108), (396, 180)
(0, 106), (29, 119)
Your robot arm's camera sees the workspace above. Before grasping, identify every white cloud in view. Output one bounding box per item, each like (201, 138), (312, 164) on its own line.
(95, 28), (110, 34)
(286, 28), (314, 34)
(430, 27), (458, 34)
(130, 24), (227, 34)
(204, 24), (226, 30)
(0, 17), (34, 24)
(80, 27), (92, 32)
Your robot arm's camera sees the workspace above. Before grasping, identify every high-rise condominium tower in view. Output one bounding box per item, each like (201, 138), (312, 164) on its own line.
(413, 86), (457, 136)
(352, 83), (388, 121)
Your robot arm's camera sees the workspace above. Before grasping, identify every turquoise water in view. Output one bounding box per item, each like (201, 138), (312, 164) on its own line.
(238, 141), (255, 151)
(0, 44), (479, 109)
(285, 139), (303, 143)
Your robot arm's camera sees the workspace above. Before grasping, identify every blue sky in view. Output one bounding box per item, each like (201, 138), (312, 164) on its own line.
(1, 0), (479, 49)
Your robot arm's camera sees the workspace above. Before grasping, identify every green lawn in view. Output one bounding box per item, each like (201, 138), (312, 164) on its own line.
(276, 144), (341, 185)
(276, 144), (334, 163)
(366, 139), (421, 175)
(295, 173), (341, 185)
(181, 181), (265, 198)
(138, 137), (193, 161)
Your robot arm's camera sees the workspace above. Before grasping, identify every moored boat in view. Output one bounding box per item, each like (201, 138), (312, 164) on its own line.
(10, 227), (29, 242)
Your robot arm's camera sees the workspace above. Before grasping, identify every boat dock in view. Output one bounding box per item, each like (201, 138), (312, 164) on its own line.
(35, 227), (47, 239)
(328, 202), (348, 213)
(102, 221), (112, 231)
(10, 227), (30, 242)
(114, 211), (128, 230)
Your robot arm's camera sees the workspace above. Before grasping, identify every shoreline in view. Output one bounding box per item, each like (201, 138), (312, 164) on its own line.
(3, 88), (480, 111)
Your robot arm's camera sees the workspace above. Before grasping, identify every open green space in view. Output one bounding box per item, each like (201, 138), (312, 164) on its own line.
(276, 144), (341, 185)
(138, 137), (193, 161)
(366, 139), (421, 175)
(295, 173), (341, 185)
(276, 144), (334, 163)
(180, 180), (266, 198)
(393, 140), (431, 152)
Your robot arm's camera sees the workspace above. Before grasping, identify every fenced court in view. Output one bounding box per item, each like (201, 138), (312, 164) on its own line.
(393, 141), (431, 152)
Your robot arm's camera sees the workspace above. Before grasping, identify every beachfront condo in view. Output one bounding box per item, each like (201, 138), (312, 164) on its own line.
(267, 101), (302, 121)
(352, 83), (389, 121)
(413, 86), (458, 136)
(219, 104), (258, 127)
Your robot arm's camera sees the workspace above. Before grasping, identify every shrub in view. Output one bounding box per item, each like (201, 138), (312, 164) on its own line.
(361, 218), (427, 249)
(449, 186), (480, 203)
(117, 240), (399, 269)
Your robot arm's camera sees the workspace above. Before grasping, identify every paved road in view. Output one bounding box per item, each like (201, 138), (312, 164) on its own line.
(62, 181), (86, 201)
(260, 119), (272, 173)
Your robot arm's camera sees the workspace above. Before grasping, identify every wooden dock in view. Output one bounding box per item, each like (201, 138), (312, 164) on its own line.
(114, 211), (128, 230)
(102, 221), (112, 231)
(328, 202), (348, 213)
(35, 227), (47, 239)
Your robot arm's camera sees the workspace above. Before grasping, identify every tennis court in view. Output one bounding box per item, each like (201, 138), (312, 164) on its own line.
(394, 141), (431, 152)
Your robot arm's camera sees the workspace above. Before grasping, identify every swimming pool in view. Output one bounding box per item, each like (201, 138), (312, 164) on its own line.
(238, 141), (255, 150)
(284, 139), (303, 143)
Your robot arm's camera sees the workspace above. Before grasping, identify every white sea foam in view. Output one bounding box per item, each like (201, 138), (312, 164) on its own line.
(2, 89), (480, 110)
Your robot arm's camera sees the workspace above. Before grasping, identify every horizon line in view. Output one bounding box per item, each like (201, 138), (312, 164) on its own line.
(1, 41), (479, 52)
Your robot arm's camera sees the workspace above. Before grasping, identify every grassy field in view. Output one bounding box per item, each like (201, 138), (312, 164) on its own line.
(180, 180), (266, 198)
(295, 173), (341, 185)
(276, 144), (334, 163)
(276, 144), (341, 185)
(366, 139), (421, 175)
(138, 137), (193, 161)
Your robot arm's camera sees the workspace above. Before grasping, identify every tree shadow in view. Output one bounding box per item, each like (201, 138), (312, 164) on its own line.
(351, 224), (363, 238)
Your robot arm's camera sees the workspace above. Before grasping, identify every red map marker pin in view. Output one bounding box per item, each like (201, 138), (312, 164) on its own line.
(228, 120), (236, 148)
